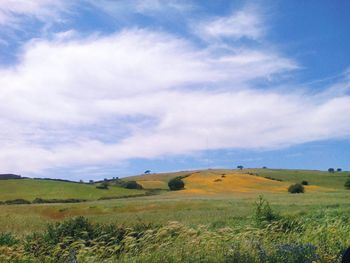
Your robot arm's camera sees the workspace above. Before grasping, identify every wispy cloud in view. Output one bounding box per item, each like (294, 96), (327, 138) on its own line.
(0, 27), (349, 175)
(85, 0), (193, 21)
(193, 5), (264, 41)
(0, 0), (69, 26)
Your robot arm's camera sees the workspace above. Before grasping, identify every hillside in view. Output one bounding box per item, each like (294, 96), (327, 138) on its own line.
(0, 168), (348, 202)
(0, 179), (146, 201)
(128, 168), (350, 194)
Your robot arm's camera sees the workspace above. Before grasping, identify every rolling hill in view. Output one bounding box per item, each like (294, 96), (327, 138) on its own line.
(0, 179), (146, 201)
(127, 168), (350, 194)
(0, 168), (348, 202)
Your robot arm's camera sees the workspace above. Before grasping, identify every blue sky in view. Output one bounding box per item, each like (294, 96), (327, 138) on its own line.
(0, 0), (349, 180)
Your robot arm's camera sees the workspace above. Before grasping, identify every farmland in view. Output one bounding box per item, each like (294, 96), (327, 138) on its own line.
(0, 168), (350, 262)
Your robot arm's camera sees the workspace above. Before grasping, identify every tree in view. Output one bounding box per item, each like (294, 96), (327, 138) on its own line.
(328, 168), (335, 173)
(301, 180), (309, 185)
(344, 178), (350, 189)
(237, 165), (244, 170)
(144, 170), (151, 174)
(288, 183), (304, 194)
(337, 168), (342, 172)
(168, 177), (185, 191)
(123, 181), (143, 189)
(89, 180), (94, 184)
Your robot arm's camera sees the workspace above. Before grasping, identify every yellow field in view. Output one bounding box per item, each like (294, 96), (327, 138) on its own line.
(131, 169), (327, 195)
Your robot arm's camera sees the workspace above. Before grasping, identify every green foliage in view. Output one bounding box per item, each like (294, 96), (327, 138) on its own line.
(2, 213), (350, 262)
(32, 198), (86, 204)
(0, 233), (18, 246)
(123, 180), (143, 189)
(328, 168), (335, 173)
(4, 199), (31, 205)
(301, 180), (309, 185)
(0, 178), (145, 201)
(45, 216), (94, 244)
(168, 177), (185, 191)
(288, 183), (304, 194)
(254, 195), (278, 225)
(96, 181), (109, 189)
(344, 178), (350, 189)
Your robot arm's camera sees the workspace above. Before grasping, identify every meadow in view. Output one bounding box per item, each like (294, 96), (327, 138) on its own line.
(0, 168), (350, 262)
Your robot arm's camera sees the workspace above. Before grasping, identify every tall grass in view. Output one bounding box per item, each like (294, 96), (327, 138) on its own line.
(0, 200), (349, 262)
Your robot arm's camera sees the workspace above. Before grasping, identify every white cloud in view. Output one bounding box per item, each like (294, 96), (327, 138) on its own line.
(0, 0), (68, 26)
(193, 6), (264, 41)
(86, 0), (192, 18)
(0, 5), (349, 176)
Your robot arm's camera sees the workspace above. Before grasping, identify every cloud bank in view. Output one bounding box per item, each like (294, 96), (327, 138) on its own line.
(0, 2), (349, 175)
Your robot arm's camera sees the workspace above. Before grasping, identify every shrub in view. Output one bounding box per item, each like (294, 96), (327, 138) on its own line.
(344, 178), (350, 189)
(32, 198), (86, 204)
(96, 181), (109, 189)
(0, 232), (18, 246)
(4, 199), (31, 205)
(254, 195), (278, 225)
(288, 183), (304, 194)
(301, 180), (309, 185)
(44, 216), (95, 245)
(123, 181), (143, 189)
(168, 177), (185, 191)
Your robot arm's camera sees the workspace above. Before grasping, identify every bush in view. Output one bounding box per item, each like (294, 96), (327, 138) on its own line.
(44, 216), (95, 245)
(344, 178), (350, 189)
(168, 177), (185, 191)
(301, 180), (309, 185)
(4, 199), (31, 205)
(288, 183), (304, 194)
(123, 181), (143, 189)
(96, 181), (109, 189)
(254, 195), (278, 225)
(0, 232), (18, 246)
(32, 198), (86, 204)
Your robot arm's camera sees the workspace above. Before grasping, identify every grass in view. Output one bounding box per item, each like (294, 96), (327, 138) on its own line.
(0, 179), (145, 201)
(0, 168), (349, 261)
(249, 168), (350, 189)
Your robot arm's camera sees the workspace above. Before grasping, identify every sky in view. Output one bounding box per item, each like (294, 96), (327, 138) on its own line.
(0, 0), (350, 180)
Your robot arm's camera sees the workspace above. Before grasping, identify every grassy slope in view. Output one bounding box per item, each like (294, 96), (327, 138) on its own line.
(129, 168), (350, 193)
(0, 179), (145, 201)
(247, 168), (350, 189)
(1, 168), (349, 234)
(125, 170), (195, 189)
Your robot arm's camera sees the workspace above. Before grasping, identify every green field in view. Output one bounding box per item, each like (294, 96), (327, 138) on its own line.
(0, 169), (350, 262)
(0, 179), (146, 201)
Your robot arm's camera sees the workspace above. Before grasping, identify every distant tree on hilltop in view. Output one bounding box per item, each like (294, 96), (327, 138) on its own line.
(337, 168), (342, 172)
(328, 168), (335, 173)
(237, 165), (244, 170)
(0, 174), (22, 180)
